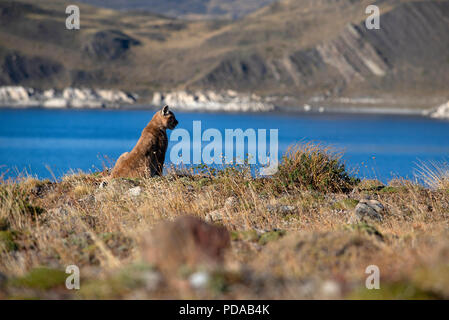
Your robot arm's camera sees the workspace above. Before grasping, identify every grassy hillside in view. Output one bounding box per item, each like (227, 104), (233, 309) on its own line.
(0, 0), (448, 107)
(75, 0), (277, 20)
(1, 143), (448, 299)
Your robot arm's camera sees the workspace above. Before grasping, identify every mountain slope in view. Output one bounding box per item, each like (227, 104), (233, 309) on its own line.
(75, 0), (277, 20)
(190, 0), (449, 98)
(0, 0), (448, 107)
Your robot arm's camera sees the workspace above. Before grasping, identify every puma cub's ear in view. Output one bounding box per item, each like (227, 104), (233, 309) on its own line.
(161, 105), (170, 115)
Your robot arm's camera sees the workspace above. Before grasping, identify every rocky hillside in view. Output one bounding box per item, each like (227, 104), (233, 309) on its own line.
(75, 0), (277, 20)
(193, 0), (449, 100)
(0, 0), (448, 108)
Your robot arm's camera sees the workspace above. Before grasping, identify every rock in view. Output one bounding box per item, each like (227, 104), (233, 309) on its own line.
(62, 87), (133, 108)
(99, 181), (108, 189)
(205, 209), (225, 223)
(189, 271), (210, 289)
(70, 99), (104, 109)
(429, 101), (449, 119)
(48, 207), (69, 216)
(142, 271), (162, 291)
(0, 86), (136, 108)
(266, 204), (297, 215)
(205, 196), (238, 222)
(43, 89), (56, 99)
(128, 186), (142, 197)
(0, 86), (30, 102)
(106, 178), (140, 193)
(96, 89), (136, 104)
(227, 90), (237, 97)
(43, 98), (68, 108)
(152, 92), (163, 105)
(63, 87), (91, 100)
(142, 216), (230, 271)
(151, 90), (275, 112)
(319, 280), (341, 299)
(353, 199), (384, 222)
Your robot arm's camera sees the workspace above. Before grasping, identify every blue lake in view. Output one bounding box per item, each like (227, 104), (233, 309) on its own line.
(1, 108), (449, 182)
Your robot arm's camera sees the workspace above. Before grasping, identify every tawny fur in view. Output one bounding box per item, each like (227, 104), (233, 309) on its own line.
(110, 106), (178, 178)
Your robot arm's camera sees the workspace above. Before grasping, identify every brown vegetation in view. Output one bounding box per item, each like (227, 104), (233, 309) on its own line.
(0, 143), (448, 299)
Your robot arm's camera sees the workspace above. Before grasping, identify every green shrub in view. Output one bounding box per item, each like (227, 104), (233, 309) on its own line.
(275, 143), (358, 193)
(231, 229), (286, 245)
(11, 267), (67, 290)
(0, 230), (18, 251)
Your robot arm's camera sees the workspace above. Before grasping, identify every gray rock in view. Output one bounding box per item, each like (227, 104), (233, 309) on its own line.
(151, 90), (275, 112)
(319, 280), (341, 299)
(205, 196), (238, 222)
(128, 186), (142, 197)
(48, 207), (69, 216)
(142, 216), (230, 270)
(0, 85), (136, 108)
(189, 271), (210, 289)
(142, 271), (162, 291)
(266, 204), (297, 215)
(353, 199), (384, 222)
(429, 101), (449, 119)
(205, 208), (224, 222)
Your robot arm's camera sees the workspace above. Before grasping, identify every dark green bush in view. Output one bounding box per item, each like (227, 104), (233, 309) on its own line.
(276, 143), (359, 193)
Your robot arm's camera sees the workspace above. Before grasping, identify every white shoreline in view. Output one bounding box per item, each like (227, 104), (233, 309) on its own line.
(0, 103), (434, 117)
(1, 86), (448, 119)
(0, 86), (137, 109)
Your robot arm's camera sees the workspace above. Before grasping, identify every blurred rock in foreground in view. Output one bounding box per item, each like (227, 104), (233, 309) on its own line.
(142, 216), (230, 272)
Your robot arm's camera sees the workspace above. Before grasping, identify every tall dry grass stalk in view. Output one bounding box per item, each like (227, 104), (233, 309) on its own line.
(415, 160), (449, 190)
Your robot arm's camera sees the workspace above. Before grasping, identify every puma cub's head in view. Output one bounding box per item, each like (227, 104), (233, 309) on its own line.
(156, 105), (178, 130)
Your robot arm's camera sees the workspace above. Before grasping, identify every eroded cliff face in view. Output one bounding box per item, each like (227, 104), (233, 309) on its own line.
(194, 1), (449, 99)
(0, 86), (136, 108)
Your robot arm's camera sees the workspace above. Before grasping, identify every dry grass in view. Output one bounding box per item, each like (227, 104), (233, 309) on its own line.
(0, 144), (448, 299)
(415, 160), (449, 190)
